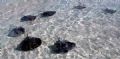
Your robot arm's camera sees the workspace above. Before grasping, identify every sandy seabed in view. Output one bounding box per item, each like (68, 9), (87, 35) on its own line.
(0, 0), (120, 59)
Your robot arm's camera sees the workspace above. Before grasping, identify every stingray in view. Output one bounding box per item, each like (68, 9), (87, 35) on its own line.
(20, 15), (36, 22)
(40, 11), (56, 17)
(8, 27), (25, 37)
(16, 36), (42, 51)
(103, 8), (116, 14)
(74, 5), (86, 10)
(49, 40), (76, 54)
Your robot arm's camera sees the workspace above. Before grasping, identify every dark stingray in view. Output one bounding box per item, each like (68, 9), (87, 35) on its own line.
(74, 5), (86, 10)
(41, 11), (56, 17)
(20, 15), (36, 22)
(103, 8), (116, 14)
(8, 27), (25, 37)
(16, 36), (42, 51)
(49, 40), (76, 54)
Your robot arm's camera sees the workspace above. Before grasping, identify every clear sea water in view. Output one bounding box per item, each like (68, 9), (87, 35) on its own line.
(0, 0), (120, 59)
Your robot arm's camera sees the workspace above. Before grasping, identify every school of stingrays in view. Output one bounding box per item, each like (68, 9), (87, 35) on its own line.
(7, 5), (116, 54)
